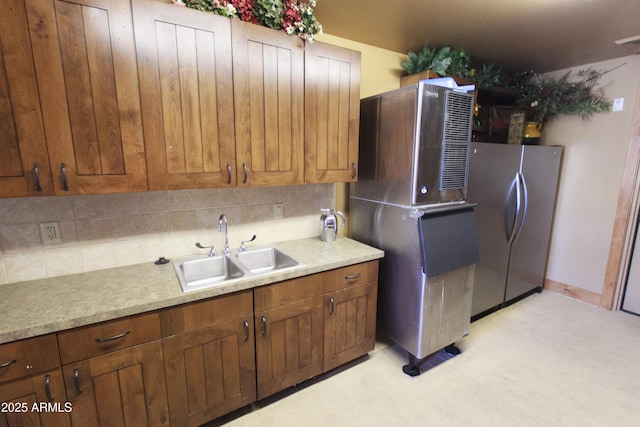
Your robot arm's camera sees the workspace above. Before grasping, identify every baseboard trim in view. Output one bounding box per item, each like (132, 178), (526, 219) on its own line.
(543, 279), (602, 306)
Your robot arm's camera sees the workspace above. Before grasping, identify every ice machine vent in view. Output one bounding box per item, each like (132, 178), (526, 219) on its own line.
(440, 91), (473, 190)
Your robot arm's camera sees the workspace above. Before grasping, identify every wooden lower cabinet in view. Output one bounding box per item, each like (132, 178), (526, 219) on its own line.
(0, 334), (71, 426)
(323, 261), (379, 372)
(0, 261), (378, 426)
(253, 273), (324, 400)
(159, 290), (256, 426)
(61, 341), (169, 426)
(254, 295), (324, 399)
(162, 318), (256, 426)
(0, 369), (71, 427)
(324, 281), (378, 372)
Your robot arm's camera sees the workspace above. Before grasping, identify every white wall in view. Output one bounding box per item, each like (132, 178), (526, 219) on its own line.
(544, 55), (640, 295)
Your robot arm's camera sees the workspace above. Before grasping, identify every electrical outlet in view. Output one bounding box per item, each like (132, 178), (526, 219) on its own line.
(40, 222), (61, 244)
(274, 203), (284, 220)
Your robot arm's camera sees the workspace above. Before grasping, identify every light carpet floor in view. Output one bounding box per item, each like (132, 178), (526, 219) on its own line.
(211, 291), (640, 426)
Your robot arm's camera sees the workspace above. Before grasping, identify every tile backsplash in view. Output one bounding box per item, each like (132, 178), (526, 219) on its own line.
(0, 184), (335, 285)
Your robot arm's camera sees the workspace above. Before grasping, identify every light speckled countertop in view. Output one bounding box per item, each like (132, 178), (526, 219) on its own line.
(0, 237), (383, 344)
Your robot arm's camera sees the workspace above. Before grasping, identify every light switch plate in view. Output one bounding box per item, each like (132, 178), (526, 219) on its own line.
(613, 98), (624, 112)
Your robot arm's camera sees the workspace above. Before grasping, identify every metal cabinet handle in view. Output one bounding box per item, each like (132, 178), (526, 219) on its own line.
(329, 297), (335, 315)
(507, 173), (520, 245)
(344, 273), (361, 281)
(244, 320), (249, 341)
(351, 162), (357, 179)
(227, 162), (232, 185)
(33, 162), (43, 192)
(61, 163), (69, 191)
(95, 329), (131, 343)
(242, 162), (248, 184)
(73, 368), (82, 395)
(513, 173), (529, 244)
(261, 316), (267, 336)
(44, 374), (54, 402)
(0, 358), (16, 369)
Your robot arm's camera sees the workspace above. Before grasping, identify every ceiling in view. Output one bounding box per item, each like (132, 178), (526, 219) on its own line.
(313, 0), (640, 74)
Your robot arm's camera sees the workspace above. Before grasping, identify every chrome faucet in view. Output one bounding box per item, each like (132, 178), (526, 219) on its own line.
(218, 214), (231, 255)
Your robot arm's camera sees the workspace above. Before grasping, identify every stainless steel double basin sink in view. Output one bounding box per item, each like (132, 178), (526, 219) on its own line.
(172, 247), (304, 292)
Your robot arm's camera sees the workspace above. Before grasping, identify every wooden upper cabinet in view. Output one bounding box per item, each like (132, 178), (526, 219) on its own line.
(133, 0), (236, 190)
(25, 0), (147, 195)
(0, 0), (55, 197)
(232, 19), (304, 186)
(305, 41), (361, 183)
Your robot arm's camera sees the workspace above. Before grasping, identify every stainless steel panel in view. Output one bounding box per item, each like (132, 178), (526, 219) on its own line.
(505, 145), (562, 301)
(352, 82), (473, 208)
(467, 143), (562, 316)
(350, 199), (474, 359)
(466, 143), (522, 316)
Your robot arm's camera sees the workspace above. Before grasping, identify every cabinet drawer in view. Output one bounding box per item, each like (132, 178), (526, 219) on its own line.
(323, 261), (379, 293)
(57, 312), (161, 364)
(254, 274), (324, 312)
(0, 334), (60, 384)
(160, 290), (254, 337)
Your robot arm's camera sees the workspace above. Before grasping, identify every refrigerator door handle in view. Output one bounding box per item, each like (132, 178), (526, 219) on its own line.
(507, 173), (521, 245)
(512, 172), (529, 244)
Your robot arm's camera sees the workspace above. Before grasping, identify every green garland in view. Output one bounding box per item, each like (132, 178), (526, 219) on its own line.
(514, 68), (613, 123)
(254, 0), (283, 29)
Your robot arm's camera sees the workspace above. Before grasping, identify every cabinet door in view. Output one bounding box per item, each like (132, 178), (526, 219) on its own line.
(305, 42), (361, 183)
(133, 0), (236, 190)
(232, 19), (304, 186)
(0, 370), (71, 427)
(25, 0), (147, 195)
(324, 281), (377, 372)
(0, 0), (54, 197)
(62, 341), (169, 427)
(255, 295), (323, 399)
(162, 318), (256, 426)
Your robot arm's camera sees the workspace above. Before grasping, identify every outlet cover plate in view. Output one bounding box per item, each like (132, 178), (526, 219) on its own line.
(274, 203), (284, 220)
(40, 222), (61, 244)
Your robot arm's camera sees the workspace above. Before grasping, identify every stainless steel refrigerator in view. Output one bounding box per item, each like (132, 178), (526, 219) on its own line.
(466, 142), (562, 318)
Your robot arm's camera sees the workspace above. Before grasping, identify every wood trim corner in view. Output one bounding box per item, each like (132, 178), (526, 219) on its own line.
(544, 279), (601, 306)
(601, 82), (640, 309)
